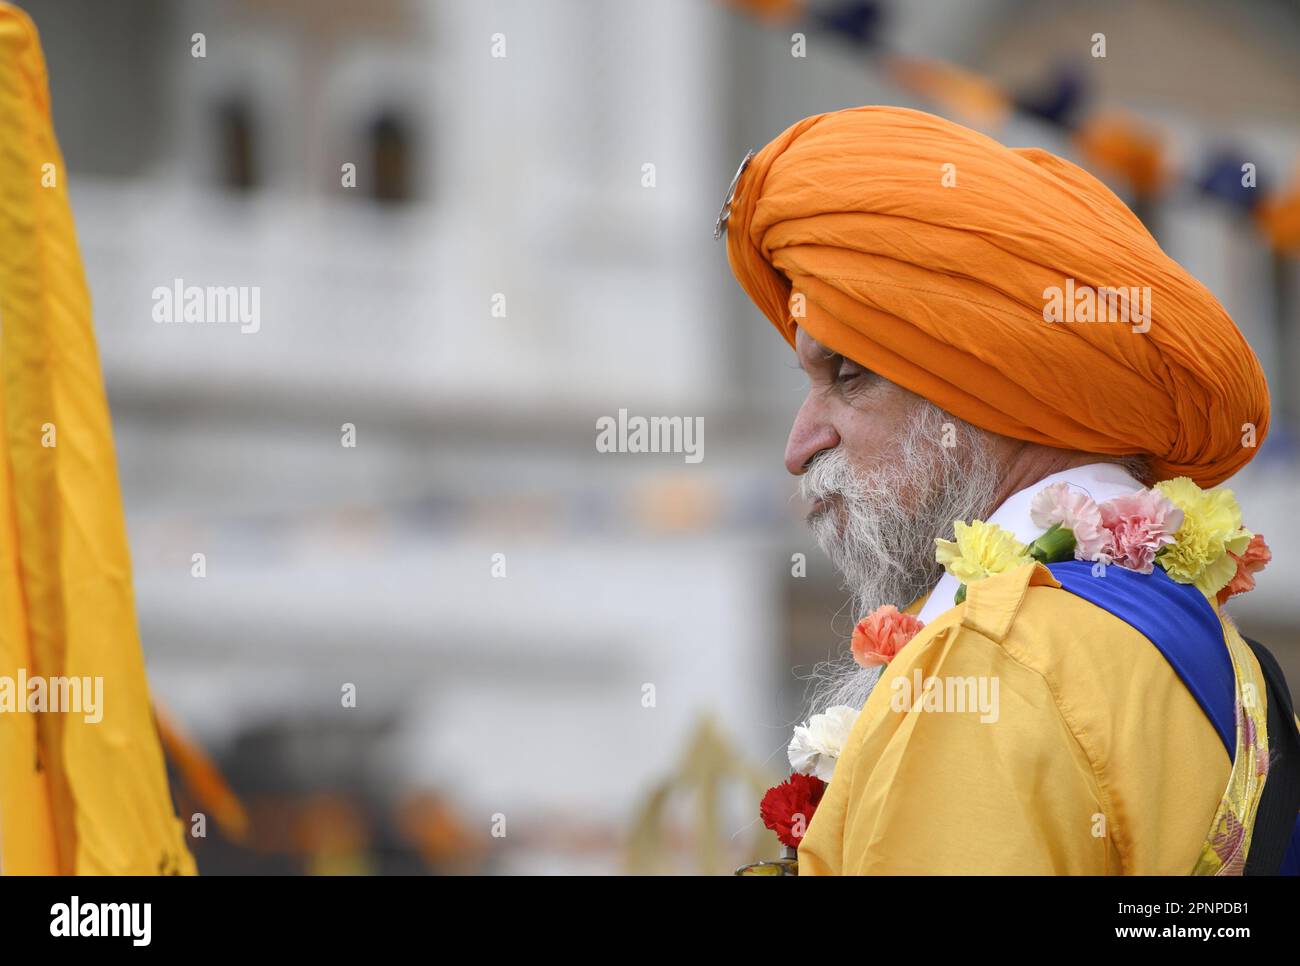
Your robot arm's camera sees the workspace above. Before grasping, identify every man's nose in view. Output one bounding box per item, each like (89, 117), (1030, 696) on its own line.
(784, 396), (840, 476)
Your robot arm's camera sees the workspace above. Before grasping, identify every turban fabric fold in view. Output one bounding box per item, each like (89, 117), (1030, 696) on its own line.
(725, 106), (1269, 487)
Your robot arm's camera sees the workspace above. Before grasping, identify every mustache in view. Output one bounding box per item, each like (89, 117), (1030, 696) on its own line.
(799, 448), (892, 513)
(800, 449), (858, 502)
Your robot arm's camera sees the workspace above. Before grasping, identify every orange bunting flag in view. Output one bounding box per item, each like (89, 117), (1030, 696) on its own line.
(884, 54), (1011, 129)
(1073, 109), (1167, 196)
(1255, 174), (1300, 252)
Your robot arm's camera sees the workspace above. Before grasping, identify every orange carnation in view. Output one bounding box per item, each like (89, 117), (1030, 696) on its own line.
(851, 605), (925, 668)
(1216, 533), (1271, 605)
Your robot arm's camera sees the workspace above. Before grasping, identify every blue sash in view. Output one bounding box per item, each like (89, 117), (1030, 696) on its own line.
(1048, 560), (1299, 874)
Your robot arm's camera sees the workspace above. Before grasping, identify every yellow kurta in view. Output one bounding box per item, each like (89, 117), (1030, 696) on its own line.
(799, 562), (1238, 875)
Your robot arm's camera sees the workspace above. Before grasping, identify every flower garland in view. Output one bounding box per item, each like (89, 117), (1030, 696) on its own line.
(755, 475), (1270, 862)
(933, 476), (1268, 606)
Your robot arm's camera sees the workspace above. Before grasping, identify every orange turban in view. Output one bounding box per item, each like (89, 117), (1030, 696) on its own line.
(725, 106), (1269, 488)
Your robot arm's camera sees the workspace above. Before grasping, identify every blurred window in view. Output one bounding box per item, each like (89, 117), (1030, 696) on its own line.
(217, 97), (258, 191)
(368, 110), (415, 203)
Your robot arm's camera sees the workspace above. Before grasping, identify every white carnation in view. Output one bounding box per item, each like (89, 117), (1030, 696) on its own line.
(787, 705), (858, 783)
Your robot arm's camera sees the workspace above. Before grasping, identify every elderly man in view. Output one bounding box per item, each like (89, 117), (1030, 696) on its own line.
(722, 106), (1299, 875)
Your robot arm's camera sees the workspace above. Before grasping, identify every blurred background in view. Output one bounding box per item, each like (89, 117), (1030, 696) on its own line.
(15, 0), (1300, 874)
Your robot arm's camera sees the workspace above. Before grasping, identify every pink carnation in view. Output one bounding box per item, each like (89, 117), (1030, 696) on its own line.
(1029, 482), (1110, 562)
(1098, 489), (1183, 574)
(851, 605), (925, 668)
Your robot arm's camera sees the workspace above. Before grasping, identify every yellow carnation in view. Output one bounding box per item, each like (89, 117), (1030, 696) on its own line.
(1154, 477), (1253, 598)
(934, 520), (1032, 585)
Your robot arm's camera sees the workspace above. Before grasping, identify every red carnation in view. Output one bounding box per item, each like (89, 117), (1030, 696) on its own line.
(760, 772), (825, 849)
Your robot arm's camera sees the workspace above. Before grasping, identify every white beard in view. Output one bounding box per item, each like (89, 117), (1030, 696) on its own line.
(799, 402), (1000, 713)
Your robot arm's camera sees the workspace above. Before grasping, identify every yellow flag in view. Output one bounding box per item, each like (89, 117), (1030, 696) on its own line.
(0, 3), (195, 875)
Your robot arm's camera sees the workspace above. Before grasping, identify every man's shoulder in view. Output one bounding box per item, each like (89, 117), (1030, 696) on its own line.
(949, 560), (1207, 661)
(911, 562), (1136, 658)
(877, 562), (1145, 707)
(916, 561), (1215, 720)
(948, 562), (1226, 769)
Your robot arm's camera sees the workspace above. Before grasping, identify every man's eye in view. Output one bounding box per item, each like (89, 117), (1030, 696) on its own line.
(836, 362), (864, 383)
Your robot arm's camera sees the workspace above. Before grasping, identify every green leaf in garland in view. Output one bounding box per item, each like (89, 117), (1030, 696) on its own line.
(1027, 523), (1076, 564)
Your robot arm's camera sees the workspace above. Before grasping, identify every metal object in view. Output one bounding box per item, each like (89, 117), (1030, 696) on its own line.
(735, 846), (799, 876)
(713, 149), (755, 240)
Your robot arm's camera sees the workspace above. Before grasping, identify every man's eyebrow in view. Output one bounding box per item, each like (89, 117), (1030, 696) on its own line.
(802, 342), (839, 366)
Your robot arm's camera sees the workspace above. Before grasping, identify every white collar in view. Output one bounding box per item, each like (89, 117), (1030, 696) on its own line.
(915, 461), (1144, 626)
